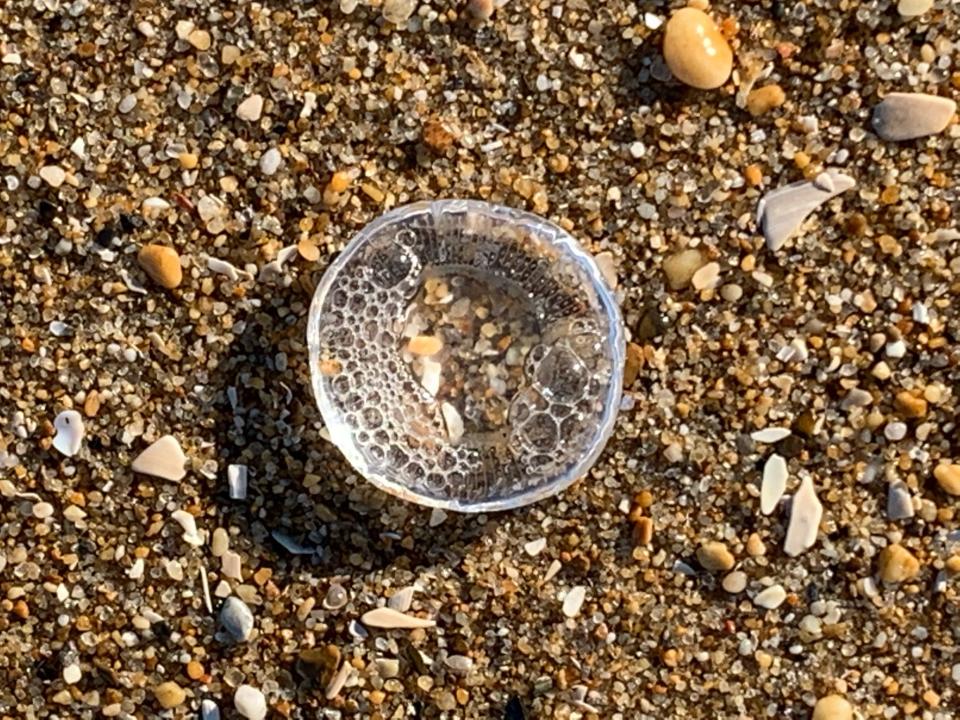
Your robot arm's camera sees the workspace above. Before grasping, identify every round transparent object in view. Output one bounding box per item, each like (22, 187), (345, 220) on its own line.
(307, 200), (624, 512)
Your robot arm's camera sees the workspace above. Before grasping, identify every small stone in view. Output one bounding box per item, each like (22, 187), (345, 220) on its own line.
(697, 541), (735, 572)
(746, 533), (766, 557)
(407, 335), (443, 356)
(137, 244), (183, 289)
(562, 585), (587, 618)
(691, 261), (720, 291)
(220, 596), (255, 642)
(237, 94), (264, 122)
(897, 0), (933, 16)
(751, 427), (791, 443)
(52, 410), (85, 457)
(154, 681), (186, 709)
(722, 571), (747, 594)
(388, 586), (415, 612)
(761, 454), (788, 515)
(887, 480), (914, 520)
(118, 93), (137, 114)
(524, 538), (547, 556)
(131, 435), (188, 481)
(179, 152), (198, 170)
(466, 0), (495, 21)
(361, 607), (436, 629)
(624, 342), (643, 388)
(39, 165), (66, 188)
(187, 661), (204, 680)
(746, 85), (786, 117)
(187, 29), (211, 51)
(662, 8), (733, 90)
(260, 148), (282, 176)
(63, 663), (82, 684)
(812, 695), (853, 720)
(884, 422), (907, 442)
(895, 390), (927, 418)
(933, 463), (960, 496)
(878, 543), (920, 583)
(234, 685), (267, 720)
(32, 501), (54, 519)
(201, 699), (221, 720)
(382, 0), (417, 24)
(212, 527), (229, 557)
(171, 509), (203, 546)
(663, 248), (705, 290)
(872, 93), (957, 142)
(744, 165), (763, 188)
(784, 475), (822, 557)
(754, 584), (787, 610)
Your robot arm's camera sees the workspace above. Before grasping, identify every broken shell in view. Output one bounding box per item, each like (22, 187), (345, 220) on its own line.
(52, 410), (85, 457)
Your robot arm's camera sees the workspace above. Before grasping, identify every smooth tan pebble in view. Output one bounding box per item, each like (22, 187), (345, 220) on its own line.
(812, 694), (853, 720)
(662, 8), (733, 89)
(138, 244), (183, 289)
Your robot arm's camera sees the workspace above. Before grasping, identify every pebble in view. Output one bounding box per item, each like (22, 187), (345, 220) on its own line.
(387, 586), (415, 613)
(237, 94), (264, 122)
(187, 29), (211, 51)
(878, 543), (920, 583)
(754, 584), (787, 610)
(697, 541), (735, 572)
(382, 0), (417, 24)
(234, 685), (267, 720)
(323, 583), (349, 610)
(812, 694), (854, 720)
(118, 93), (137, 114)
(137, 244), (183, 289)
(39, 165), (66, 188)
(201, 699), (221, 720)
(220, 596), (254, 641)
(32, 501), (54, 519)
(872, 93), (957, 141)
(228, 464), (249, 499)
(259, 148), (282, 176)
(662, 8), (733, 90)
(466, 0), (495, 21)
(751, 427), (791, 443)
(887, 481), (914, 520)
(746, 85), (786, 116)
(757, 170), (857, 251)
(884, 422), (907, 442)
(784, 475), (822, 557)
(132, 435), (188, 481)
(562, 585), (587, 617)
(429, 507), (448, 526)
(722, 571), (747, 594)
(444, 655), (474, 674)
(153, 681), (186, 709)
(746, 533), (766, 557)
(691, 261), (720, 291)
(212, 527), (229, 557)
(933, 462), (960, 495)
(761, 454), (788, 515)
(52, 410), (85, 457)
(894, 390), (927, 418)
(63, 663), (82, 684)
(524, 537), (547, 556)
(662, 248), (704, 290)
(897, 0), (933, 16)
(361, 607), (436, 629)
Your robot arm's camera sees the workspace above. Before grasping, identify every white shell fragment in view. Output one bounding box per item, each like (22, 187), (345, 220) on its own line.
(207, 256), (252, 282)
(170, 509), (204, 547)
(52, 410), (85, 457)
(750, 427), (791, 444)
(872, 92), (956, 142)
(228, 464), (248, 499)
(524, 537), (547, 556)
(234, 684), (267, 720)
(757, 169), (856, 251)
(784, 475), (823, 557)
(361, 607), (436, 629)
(887, 480), (914, 520)
(441, 402), (464, 442)
(325, 662), (354, 700)
(387, 586), (415, 613)
(132, 435), (188, 480)
(761, 454), (788, 515)
(754, 583), (787, 609)
(562, 585), (586, 618)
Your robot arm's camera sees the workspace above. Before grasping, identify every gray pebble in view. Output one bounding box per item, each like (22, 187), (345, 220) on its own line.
(259, 148), (282, 176)
(872, 92), (957, 142)
(201, 699), (221, 720)
(219, 596), (254, 642)
(887, 480), (914, 520)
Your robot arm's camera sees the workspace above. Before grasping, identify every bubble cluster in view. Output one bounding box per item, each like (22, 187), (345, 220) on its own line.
(308, 200), (624, 511)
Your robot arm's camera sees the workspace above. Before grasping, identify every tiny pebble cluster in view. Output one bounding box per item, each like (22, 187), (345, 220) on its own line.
(0, 0), (958, 718)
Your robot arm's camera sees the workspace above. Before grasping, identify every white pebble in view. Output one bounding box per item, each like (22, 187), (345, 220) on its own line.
(170, 509), (203, 547)
(52, 410), (85, 457)
(754, 584), (787, 609)
(524, 537), (547, 557)
(237, 94), (264, 122)
(387, 586), (415, 613)
(784, 476), (823, 557)
(234, 685), (267, 720)
(760, 454), (788, 515)
(259, 148), (282, 176)
(884, 422), (907, 441)
(118, 93), (137, 113)
(63, 663), (82, 684)
(562, 585), (586, 618)
(132, 435), (188, 481)
(228, 464), (248, 499)
(39, 165), (66, 188)
(751, 427), (791, 443)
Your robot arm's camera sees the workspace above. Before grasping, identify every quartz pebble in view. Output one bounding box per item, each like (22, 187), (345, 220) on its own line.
(132, 435), (188, 481)
(761, 454), (788, 515)
(757, 170), (856, 251)
(697, 541), (735, 571)
(39, 165), (66, 188)
(662, 8), (733, 90)
(897, 0), (933, 16)
(746, 85), (786, 117)
(237, 94), (264, 122)
(663, 249), (704, 290)
(52, 410), (84, 457)
(382, 0), (417, 24)
(878, 543), (919, 583)
(259, 148), (282, 176)
(933, 462), (960, 495)
(137, 244), (183, 289)
(754, 584), (787, 610)
(361, 607), (435, 629)
(234, 685), (267, 720)
(220, 596), (255, 641)
(562, 585), (587, 618)
(784, 476), (822, 557)
(871, 93), (957, 141)
(691, 262), (720, 291)
(886, 480), (914, 520)
(722, 571), (747, 594)
(153, 681), (186, 709)
(466, 0), (495, 21)
(812, 694), (854, 720)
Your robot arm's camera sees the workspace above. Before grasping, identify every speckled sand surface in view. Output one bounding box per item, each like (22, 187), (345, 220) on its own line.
(1, 0), (959, 718)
